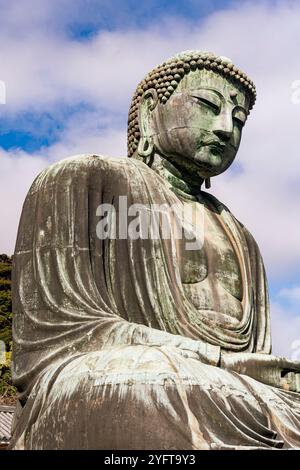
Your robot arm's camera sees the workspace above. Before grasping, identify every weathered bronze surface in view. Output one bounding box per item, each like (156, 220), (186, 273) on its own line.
(11, 51), (300, 449)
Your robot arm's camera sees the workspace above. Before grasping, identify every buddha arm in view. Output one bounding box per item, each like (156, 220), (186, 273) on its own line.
(100, 319), (221, 367)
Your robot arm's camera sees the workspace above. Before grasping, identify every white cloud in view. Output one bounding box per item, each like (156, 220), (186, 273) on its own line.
(0, 115), (126, 255)
(43, 109), (126, 160)
(0, 150), (52, 255)
(278, 286), (300, 303)
(271, 301), (300, 358)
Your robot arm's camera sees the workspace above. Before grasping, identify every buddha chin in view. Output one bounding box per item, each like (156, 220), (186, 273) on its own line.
(193, 144), (237, 178)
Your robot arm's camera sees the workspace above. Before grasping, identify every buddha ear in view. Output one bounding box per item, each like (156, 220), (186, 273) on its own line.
(137, 88), (158, 158)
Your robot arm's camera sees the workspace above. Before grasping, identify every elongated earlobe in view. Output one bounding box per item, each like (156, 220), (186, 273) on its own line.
(137, 135), (154, 158)
(137, 88), (158, 160)
(205, 178), (211, 189)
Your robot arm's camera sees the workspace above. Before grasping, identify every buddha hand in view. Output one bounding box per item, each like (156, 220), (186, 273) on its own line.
(220, 352), (300, 392)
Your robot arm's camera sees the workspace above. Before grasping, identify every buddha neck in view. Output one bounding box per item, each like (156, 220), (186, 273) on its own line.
(147, 152), (204, 201)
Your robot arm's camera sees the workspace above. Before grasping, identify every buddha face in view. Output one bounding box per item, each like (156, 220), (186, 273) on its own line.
(149, 69), (250, 178)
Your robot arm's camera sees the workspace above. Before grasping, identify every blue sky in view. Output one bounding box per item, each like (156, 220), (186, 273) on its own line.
(0, 0), (300, 357)
(0, 0), (240, 153)
(0, 0), (289, 155)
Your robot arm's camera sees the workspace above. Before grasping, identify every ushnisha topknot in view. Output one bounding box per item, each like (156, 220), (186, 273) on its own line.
(127, 50), (256, 157)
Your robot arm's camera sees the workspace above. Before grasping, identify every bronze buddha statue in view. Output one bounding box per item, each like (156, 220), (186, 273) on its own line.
(11, 51), (300, 449)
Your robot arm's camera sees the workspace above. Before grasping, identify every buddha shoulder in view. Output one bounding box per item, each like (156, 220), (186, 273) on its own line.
(27, 154), (141, 196)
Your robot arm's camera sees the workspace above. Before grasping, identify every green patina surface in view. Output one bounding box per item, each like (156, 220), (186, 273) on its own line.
(9, 50), (300, 449)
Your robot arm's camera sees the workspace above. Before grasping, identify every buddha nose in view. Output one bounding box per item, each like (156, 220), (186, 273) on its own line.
(213, 109), (233, 142)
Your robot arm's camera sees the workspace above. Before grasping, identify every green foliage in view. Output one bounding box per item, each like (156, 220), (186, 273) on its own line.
(0, 264), (12, 280)
(0, 254), (12, 350)
(0, 254), (16, 399)
(0, 254), (11, 263)
(0, 352), (16, 397)
(0, 290), (12, 316)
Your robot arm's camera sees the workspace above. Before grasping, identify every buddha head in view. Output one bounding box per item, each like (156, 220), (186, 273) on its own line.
(128, 51), (256, 183)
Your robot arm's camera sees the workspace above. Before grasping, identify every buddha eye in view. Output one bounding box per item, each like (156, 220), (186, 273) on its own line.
(233, 116), (244, 128)
(233, 109), (247, 127)
(191, 91), (221, 114)
(193, 96), (220, 113)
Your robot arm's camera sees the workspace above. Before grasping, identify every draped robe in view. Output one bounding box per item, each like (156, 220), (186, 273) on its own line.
(10, 154), (300, 449)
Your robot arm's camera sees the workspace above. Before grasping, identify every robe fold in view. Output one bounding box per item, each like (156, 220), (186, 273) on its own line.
(10, 154), (300, 449)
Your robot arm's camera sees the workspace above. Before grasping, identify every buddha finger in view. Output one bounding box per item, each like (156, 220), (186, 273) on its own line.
(176, 348), (199, 360)
(281, 372), (298, 392)
(296, 372), (300, 393)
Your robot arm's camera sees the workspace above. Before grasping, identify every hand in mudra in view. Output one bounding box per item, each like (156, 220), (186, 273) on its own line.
(220, 352), (300, 393)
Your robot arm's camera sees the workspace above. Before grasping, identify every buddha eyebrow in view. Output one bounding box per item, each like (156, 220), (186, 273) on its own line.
(185, 88), (247, 111)
(189, 87), (224, 100)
